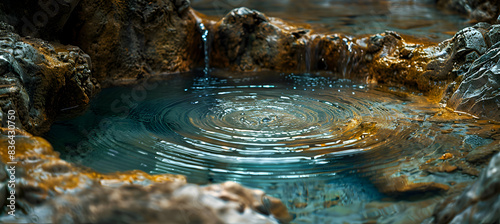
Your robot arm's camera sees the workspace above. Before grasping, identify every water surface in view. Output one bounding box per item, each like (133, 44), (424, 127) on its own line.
(45, 70), (479, 223)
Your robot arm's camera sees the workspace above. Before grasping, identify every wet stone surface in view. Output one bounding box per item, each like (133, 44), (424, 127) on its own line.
(0, 22), (98, 134)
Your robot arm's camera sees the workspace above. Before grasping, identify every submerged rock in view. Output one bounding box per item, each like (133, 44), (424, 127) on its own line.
(432, 152), (500, 223)
(0, 22), (98, 134)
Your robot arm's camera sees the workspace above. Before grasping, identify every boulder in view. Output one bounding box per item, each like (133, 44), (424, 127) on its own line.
(0, 22), (98, 134)
(446, 40), (500, 121)
(65, 0), (203, 85)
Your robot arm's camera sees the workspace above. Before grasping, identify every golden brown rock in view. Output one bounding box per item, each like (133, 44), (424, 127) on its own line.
(0, 23), (98, 134)
(67, 0), (203, 85)
(373, 175), (450, 196)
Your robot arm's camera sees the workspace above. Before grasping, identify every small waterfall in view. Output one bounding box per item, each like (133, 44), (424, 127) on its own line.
(192, 10), (210, 75)
(339, 37), (361, 79)
(305, 38), (312, 73)
(198, 22), (210, 75)
(302, 35), (320, 74)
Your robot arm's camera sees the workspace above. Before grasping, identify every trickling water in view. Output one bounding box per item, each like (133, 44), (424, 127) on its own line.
(44, 70), (489, 222)
(199, 22), (210, 75)
(340, 37), (359, 79)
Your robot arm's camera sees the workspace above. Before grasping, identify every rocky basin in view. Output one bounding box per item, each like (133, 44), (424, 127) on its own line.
(0, 0), (499, 223)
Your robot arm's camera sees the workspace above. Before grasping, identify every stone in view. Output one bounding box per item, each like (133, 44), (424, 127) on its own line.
(466, 140), (500, 163)
(29, 181), (286, 224)
(447, 42), (500, 121)
(65, 0), (203, 85)
(432, 153), (500, 223)
(0, 22), (98, 134)
(453, 27), (488, 55)
(487, 24), (500, 45)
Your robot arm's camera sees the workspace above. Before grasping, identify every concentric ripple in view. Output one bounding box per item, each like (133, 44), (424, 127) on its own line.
(47, 72), (424, 183)
(45, 71), (440, 221)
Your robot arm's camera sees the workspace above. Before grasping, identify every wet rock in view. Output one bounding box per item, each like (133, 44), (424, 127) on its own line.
(366, 33), (445, 92)
(0, 128), (183, 220)
(466, 140), (500, 164)
(436, 0), (500, 24)
(0, 129), (289, 223)
(66, 0), (203, 85)
(446, 41), (500, 121)
(373, 175), (450, 197)
(28, 181), (286, 224)
(210, 7), (303, 72)
(0, 22), (98, 134)
(432, 152), (500, 223)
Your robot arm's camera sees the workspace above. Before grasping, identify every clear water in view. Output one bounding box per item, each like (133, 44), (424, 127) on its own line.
(192, 0), (468, 42)
(45, 70), (475, 223)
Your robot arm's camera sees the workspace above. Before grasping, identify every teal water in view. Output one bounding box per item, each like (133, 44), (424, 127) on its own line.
(45, 70), (459, 222)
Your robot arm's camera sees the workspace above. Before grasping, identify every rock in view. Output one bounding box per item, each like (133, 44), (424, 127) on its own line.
(30, 181), (286, 224)
(210, 7), (305, 72)
(65, 0), (203, 85)
(0, 129), (289, 223)
(372, 175), (450, 197)
(432, 152), (500, 223)
(466, 140), (500, 163)
(0, 22), (98, 134)
(436, 0), (500, 24)
(446, 41), (500, 121)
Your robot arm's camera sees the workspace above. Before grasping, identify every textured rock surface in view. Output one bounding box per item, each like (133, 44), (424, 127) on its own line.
(36, 182), (289, 224)
(432, 153), (500, 224)
(446, 40), (500, 121)
(65, 0), (203, 85)
(210, 7), (310, 72)
(0, 22), (98, 134)
(210, 7), (451, 94)
(0, 128), (290, 223)
(436, 0), (500, 23)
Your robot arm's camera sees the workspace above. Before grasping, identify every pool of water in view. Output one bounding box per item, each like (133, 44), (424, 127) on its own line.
(45, 70), (480, 222)
(191, 0), (468, 42)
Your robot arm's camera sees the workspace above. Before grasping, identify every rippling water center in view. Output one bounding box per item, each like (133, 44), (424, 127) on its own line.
(45, 70), (482, 222)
